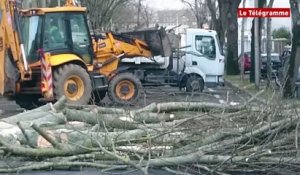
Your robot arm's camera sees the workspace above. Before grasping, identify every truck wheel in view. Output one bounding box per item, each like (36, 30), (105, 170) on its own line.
(53, 64), (92, 105)
(108, 73), (142, 105)
(186, 75), (204, 92)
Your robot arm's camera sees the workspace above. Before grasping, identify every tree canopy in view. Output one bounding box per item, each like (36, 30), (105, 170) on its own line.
(272, 27), (291, 41)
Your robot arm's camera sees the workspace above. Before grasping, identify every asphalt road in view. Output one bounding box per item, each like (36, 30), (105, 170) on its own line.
(0, 85), (252, 118)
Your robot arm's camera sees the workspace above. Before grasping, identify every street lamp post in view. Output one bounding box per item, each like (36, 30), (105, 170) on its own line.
(254, 0), (260, 88)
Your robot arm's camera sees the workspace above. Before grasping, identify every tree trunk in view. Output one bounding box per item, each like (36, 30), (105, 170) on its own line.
(250, 19), (255, 82)
(283, 0), (300, 98)
(266, 0), (275, 85)
(218, 0), (227, 54)
(223, 0), (241, 75)
(207, 0), (225, 50)
(250, 0), (267, 82)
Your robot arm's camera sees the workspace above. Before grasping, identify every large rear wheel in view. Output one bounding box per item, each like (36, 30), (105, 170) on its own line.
(53, 64), (92, 105)
(108, 73), (142, 105)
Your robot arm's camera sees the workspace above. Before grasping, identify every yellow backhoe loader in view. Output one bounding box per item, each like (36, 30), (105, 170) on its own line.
(0, 0), (171, 108)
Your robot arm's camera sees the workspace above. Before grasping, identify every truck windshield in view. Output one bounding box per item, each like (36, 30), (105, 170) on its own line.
(195, 35), (216, 59)
(21, 16), (41, 63)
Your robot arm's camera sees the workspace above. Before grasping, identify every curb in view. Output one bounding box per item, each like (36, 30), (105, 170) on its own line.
(224, 79), (267, 104)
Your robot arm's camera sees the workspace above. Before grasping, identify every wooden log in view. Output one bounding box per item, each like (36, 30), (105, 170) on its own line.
(132, 102), (244, 114)
(2, 105), (52, 124)
(0, 161), (127, 173)
(52, 96), (67, 111)
(67, 104), (126, 114)
(63, 109), (138, 130)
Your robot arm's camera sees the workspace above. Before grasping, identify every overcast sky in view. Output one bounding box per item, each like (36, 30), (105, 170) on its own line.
(144, 0), (291, 29)
(144, 0), (185, 10)
(144, 0), (289, 10)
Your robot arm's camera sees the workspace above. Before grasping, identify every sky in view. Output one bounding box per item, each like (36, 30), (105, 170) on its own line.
(144, 0), (291, 29)
(144, 0), (185, 10)
(144, 0), (289, 10)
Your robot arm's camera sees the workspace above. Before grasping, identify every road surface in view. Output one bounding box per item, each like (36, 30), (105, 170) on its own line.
(0, 85), (253, 119)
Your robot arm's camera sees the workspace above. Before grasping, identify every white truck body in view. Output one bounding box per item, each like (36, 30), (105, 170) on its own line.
(121, 28), (225, 88)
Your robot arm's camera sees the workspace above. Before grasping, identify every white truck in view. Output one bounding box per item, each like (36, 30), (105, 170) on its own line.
(120, 28), (225, 92)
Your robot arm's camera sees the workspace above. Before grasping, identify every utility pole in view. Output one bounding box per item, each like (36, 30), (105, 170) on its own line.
(254, 0), (260, 89)
(240, 0), (246, 80)
(266, 0), (274, 85)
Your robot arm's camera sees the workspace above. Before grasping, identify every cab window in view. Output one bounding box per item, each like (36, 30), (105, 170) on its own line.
(69, 14), (92, 64)
(195, 36), (216, 59)
(43, 13), (68, 51)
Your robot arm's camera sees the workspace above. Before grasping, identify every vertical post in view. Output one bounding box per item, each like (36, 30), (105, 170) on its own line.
(254, 0), (260, 89)
(240, 0), (246, 80)
(40, 50), (54, 99)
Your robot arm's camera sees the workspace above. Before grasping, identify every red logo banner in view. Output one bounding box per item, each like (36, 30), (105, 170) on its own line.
(238, 8), (290, 18)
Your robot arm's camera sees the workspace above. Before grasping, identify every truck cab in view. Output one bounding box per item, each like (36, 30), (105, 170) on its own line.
(182, 28), (225, 88)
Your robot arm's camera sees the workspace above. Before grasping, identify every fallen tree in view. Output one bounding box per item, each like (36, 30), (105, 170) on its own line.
(0, 97), (300, 174)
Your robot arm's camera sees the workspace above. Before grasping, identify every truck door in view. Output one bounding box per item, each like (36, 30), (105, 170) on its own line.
(185, 32), (224, 85)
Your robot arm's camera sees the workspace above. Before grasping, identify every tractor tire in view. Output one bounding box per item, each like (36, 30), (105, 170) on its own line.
(108, 73), (142, 105)
(14, 94), (44, 110)
(53, 64), (92, 105)
(186, 75), (204, 92)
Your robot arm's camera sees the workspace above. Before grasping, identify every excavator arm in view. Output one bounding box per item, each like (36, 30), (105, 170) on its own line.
(95, 32), (153, 60)
(94, 28), (172, 77)
(0, 0), (30, 95)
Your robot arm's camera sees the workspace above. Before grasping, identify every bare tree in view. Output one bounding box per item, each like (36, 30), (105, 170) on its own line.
(283, 0), (300, 98)
(134, 1), (154, 29)
(206, 0), (225, 49)
(141, 5), (154, 28)
(250, 0), (267, 82)
(112, 1), (154, 31)
(22, 0), (46, 8)
(80, 0), (130, 31)
(181, 0), (210, 28)
(218, 0), (241, 75)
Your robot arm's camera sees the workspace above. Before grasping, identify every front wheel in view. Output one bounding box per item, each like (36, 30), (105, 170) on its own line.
(53, 64), (92, 105)
(186, 75), (204, 92)
(108, 73), (142, 105)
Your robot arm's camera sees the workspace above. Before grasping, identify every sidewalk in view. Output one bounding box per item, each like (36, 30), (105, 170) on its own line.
(224, 75), (278, 104)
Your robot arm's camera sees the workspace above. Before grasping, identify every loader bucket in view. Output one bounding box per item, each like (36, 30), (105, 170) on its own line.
(119, 27), (172, 57)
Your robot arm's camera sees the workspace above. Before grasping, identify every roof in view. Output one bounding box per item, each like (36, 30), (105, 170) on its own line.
(261, 53), (279, 56)
(186, 28), (217, 35)
(20, 6), (86, 16)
